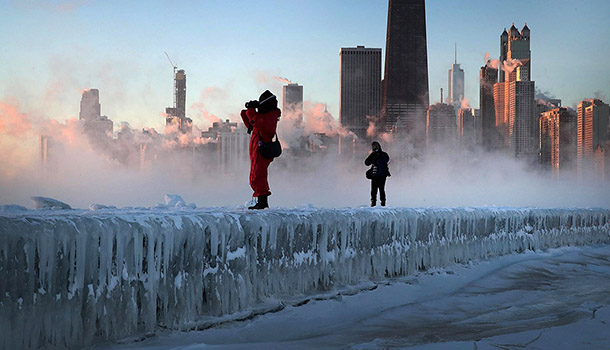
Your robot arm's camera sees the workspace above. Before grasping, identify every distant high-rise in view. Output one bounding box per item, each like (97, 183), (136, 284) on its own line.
(499, 23), (531, 83)
(480, 64), (499, 150)
(79, 89), (113, 147)
(79, 89), (101, 121)
(283, 83), (304, 122)
(448, 44), (464, 111)
(165, 69), (192, 134)
(381, 0), (429, 141)
(339, 46), (382, 139)
(495, 23), (535, 158)
(426, 102), (456, 146)
(457, 108), (476, 148)
(539, 107), (577, 173)
(577, 99), (610, 172)
(507, 76), (536, 158)
(493, 82), (507, 144)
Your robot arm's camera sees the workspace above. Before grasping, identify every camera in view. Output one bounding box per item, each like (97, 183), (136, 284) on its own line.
(245, 100), (259, 109)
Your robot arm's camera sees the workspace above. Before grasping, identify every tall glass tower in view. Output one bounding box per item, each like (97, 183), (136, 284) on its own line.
(381, 0), (429, 142)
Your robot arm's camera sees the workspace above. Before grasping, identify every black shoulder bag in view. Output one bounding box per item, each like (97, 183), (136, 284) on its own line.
(258, 132), (282, 159)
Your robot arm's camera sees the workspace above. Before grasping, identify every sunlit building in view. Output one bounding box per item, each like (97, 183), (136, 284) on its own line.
(539, 107), (577, 173)
(494, 23), (536, 159)
(577, 99), (610, 174)
(499, 23), (531, 83)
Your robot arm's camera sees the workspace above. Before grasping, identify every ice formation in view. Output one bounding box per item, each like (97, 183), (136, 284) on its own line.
(30, 196), (72, 210)
(0, 206), (609, 349)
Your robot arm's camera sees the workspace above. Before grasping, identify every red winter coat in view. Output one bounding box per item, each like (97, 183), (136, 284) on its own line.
(240, 107), (280, 197)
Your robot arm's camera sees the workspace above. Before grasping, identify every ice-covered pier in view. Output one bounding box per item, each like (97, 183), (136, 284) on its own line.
(1, 207), (609, 349)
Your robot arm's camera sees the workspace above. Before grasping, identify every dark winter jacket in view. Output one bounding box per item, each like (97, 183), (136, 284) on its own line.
(365, 150), (390, 178)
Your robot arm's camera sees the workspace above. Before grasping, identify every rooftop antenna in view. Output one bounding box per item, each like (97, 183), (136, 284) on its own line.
(440, 87), (443, 104)
(454, 43), (457, 64)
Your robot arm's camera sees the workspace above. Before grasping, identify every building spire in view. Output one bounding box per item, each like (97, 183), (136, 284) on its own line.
(454, 42), (457, 64)
(440, 87), (443, 104)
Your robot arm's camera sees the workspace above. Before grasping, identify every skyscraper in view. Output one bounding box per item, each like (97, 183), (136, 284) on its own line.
(539, 107), (577, 173)
(381, 0), (429, 141)
(480, 64), (499, 150)
(165, 69), (192, 134)
(283, 83), (304, 122)
(494, 23), (535, 158)
(507, 74), (535, 158)
(79, 89), (101, 121)
(79, 89), (113, 147)
(339, 46), (382, 139)
(577, 99), (610, 172)
(426, 102), (456, 146)
(448, 44), (464, 111)
(457, 108), (477, 148)
(499, 23), (531, 83)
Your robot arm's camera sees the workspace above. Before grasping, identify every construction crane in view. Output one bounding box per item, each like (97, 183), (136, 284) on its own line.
(164, 51), (177, 75)
(164, 51), (177, 109)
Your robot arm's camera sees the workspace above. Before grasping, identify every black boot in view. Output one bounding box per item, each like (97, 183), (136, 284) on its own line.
(248, 195), (269, 210)
(371, 200), (376, 207)
(381, 200), (386, 207)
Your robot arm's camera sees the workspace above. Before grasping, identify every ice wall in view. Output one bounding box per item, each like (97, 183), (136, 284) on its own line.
(1, 207), (609, 349)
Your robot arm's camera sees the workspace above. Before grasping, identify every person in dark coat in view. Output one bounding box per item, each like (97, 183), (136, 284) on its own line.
(240, 90), (280, 209)
(365, 141), (390, 207)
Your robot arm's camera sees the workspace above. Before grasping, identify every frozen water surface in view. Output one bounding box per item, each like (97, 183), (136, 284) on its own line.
(1, 206), (609, 349)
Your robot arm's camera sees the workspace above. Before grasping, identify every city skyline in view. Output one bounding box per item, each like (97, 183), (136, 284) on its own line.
(1, 0), (609, 132)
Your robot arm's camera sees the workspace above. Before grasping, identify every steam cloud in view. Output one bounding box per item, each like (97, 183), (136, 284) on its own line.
(273, 76), (292, 84)
(1, 88), (609, 210)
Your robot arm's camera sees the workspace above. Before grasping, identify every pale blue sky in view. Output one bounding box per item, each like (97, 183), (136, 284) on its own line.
(1, 0), (609, 130)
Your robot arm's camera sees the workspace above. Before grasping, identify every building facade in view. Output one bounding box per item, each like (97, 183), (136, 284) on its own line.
(165, 69), (192, 134)
(339, 46), (382, 139)
(457, 108), (478, 148)
(539, 107), (577, 173)
(79, 89), (113, 148)
(448, 46), (464, 111)
(202, 120), (249, 174)
(381, 0), (429, 142)
(495, 23), (535, 158)
(283, 83), (304, 122)
(480, 64), (498, 150)
(577, 99), (610, 173)
(426, 103), (456, 146)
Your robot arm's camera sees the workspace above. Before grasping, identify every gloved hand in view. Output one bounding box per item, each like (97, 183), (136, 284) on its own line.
(245, 100), (259, 109)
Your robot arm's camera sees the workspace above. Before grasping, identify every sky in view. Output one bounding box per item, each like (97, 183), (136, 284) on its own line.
(1, 0), (609, 132)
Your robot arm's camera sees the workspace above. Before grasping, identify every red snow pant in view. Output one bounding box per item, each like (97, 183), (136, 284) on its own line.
(250, 148), (273, 197)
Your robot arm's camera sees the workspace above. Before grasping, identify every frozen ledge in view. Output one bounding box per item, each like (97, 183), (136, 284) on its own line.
(1, 207), (609, 349)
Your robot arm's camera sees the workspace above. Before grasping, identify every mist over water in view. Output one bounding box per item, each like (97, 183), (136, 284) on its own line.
(1, 96), (608, 210)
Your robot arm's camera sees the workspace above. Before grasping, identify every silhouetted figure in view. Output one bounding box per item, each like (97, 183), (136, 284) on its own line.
(240, 90), (281, 209)
(365, 141), (390, 207)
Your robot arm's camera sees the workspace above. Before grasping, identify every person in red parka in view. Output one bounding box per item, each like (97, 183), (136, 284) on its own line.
(240, 90), (280, 209)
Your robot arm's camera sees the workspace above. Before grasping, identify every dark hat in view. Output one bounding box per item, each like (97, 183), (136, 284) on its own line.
(371, 141), (382, 151)
(259, 90), (276, 105)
